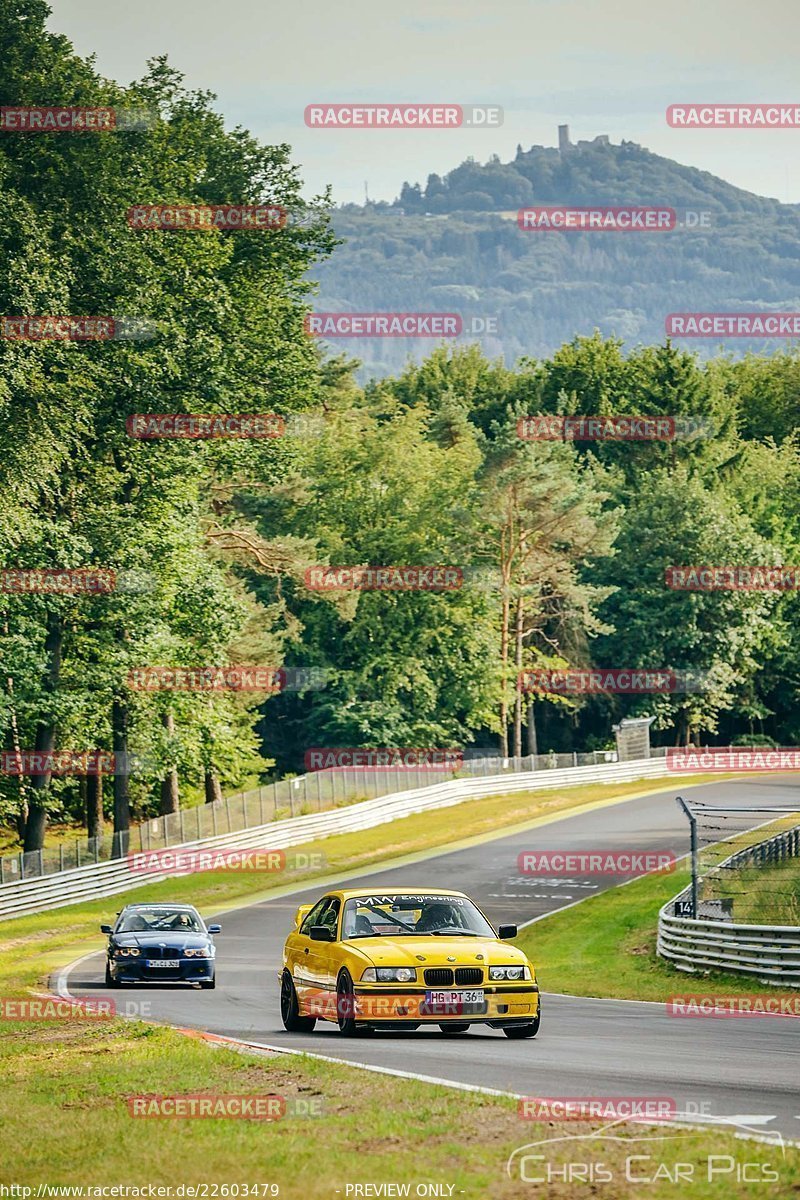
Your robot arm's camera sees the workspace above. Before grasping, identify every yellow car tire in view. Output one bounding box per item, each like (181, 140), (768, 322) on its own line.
(336, 969), (366, 1037)
(502, 1009), (540, 1039)
(280, 970), (316, 1033)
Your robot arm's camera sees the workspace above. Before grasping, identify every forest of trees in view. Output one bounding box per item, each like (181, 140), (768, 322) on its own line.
(2, 0), (800, 853)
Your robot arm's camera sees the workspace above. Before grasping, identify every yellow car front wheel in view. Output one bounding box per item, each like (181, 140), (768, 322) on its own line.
(502, 1007), (541, 1039)
(336, 969), (361, 1036)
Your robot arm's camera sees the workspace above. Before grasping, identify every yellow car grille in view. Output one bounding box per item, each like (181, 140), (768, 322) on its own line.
(423, 967), (483, 986)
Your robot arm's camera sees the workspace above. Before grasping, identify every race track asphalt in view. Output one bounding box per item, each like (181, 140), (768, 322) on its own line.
(60, 777), (800, 1141)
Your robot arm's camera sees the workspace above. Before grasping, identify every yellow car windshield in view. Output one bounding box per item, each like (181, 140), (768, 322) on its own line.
(342, 894), (495, 938)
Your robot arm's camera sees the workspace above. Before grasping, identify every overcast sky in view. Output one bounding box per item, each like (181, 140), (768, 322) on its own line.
(47, 0), (800, 205)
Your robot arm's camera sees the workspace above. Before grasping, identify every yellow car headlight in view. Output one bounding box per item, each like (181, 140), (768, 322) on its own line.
(361, 967), (416, 983)
(185, 948), (212, 958)
(489, 965), (531, 981)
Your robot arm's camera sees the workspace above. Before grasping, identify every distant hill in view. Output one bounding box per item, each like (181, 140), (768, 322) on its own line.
(311, 130), (800, 378)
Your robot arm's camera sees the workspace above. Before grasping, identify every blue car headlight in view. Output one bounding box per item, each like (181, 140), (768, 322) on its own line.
(114, 947), (141, 958)
(184, 947), (212, 958)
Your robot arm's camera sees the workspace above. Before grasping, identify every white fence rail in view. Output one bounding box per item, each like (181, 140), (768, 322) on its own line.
(0, 750), (624, 884)
(0, 756), (670, 921)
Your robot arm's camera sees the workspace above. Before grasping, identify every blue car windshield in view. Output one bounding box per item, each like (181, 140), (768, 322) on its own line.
(117, 908), (203, 933)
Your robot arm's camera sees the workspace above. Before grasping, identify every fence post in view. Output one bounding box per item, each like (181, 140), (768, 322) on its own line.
(212, 804), (218, 837)
(260, 787), (266, 825)
(316, 771), (322, 811)
(19, 851), (24, 880)
(273, 782), (278, 817)
(179, 810), (186, 842)
(225, 797), (232, 832)
(196, 806), (201, 841)
(59, 843), (64, 873)
(676, 795), (698, 918)
(243, 793), (249, 828)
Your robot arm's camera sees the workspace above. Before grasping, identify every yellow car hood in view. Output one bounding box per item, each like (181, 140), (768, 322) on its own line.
(351, 936), (530, 968)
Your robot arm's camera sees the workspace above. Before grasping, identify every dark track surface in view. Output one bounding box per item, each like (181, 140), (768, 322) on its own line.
(61, 778), (800, 1140)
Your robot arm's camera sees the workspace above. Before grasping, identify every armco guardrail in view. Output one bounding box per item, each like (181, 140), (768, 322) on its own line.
(658, 824), (800, 985)
(0, 748), (627, 884)
(0, 755), (670, 920)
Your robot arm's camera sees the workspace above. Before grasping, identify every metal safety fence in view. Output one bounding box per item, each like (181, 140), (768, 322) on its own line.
(0, 753), (671, 920)
(658, 821), (800, 985)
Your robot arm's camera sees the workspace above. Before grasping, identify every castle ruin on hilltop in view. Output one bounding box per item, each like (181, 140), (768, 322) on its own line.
(558, 124), (610, 152)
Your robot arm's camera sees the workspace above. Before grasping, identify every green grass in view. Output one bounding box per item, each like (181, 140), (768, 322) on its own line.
(723, 856), (800, 925)
(3, 1011), (796, 1197)
(5, 770), (797, 1196)
(701, 822), (800, 926)
(518, 865), (800, 1001)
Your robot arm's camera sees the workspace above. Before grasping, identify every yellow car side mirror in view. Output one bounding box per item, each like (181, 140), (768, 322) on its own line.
(295, 904), (313, 928)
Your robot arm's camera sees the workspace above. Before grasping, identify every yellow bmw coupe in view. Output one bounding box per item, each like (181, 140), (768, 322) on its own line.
(279, 887), (540, 1038)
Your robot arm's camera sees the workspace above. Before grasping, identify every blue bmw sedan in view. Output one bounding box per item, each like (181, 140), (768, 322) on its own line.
(101, 903), (221, 989)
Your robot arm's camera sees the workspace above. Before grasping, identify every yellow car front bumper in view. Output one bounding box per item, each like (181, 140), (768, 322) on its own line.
(302, 984), (539, 1024)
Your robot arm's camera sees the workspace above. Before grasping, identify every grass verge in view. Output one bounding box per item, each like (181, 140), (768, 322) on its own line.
(2, 1012), (796, 1197)
(518, 864), (800, 1001)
